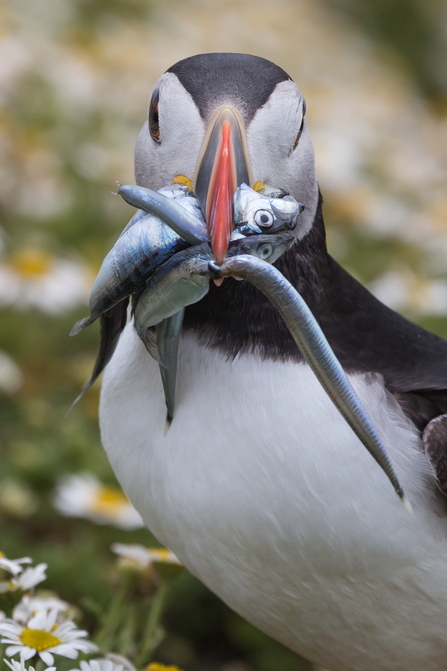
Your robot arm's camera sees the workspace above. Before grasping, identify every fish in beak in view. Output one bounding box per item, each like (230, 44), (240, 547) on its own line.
(194, 107), (252, 265)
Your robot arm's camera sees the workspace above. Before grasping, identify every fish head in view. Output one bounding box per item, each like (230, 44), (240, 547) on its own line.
(227, 232), (294, 264)
(234, 183), (304, 235)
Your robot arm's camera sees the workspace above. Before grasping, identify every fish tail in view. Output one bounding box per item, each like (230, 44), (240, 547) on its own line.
(164, 413), (173, 435)
(63, 379), (93, 417)
(70, 317), (93, 336)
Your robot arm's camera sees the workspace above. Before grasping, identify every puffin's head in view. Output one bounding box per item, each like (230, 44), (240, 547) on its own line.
(135, 53), (319, 263)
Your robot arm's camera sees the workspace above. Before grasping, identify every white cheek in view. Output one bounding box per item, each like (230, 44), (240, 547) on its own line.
(247, 80), (319, 240)
(247, 80), (301, 180)
(135, 73), (205, 189)
(158, 75), (205, 180)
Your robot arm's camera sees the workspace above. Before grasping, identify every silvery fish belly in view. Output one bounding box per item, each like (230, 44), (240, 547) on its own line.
(232, 183), (304, 237)
(90, 216), (186, 314)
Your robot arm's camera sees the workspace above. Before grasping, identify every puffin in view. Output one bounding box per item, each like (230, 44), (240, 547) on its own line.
(99, 53), (447, 671)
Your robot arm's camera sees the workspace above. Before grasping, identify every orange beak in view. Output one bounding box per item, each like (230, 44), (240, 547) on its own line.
(195, 107), (251, 266)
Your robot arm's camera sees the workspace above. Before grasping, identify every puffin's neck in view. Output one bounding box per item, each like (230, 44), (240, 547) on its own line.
(183, 191), (330, 362)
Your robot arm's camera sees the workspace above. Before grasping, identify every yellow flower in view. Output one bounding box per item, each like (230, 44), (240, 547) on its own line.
(146, 664), (184, 671)
(111, 544), (181, 570)
(0, 249), (91, 314)
(53, 473), (144, 530)
(111, 544), (183, 587)
(9, 250), (54, 278)
(0, 608), (97, 666)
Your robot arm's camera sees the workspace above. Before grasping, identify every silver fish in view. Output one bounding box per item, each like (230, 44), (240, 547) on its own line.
(70, 187), (206, 337)
(199, 254), (411, 512)
(232, 183), (304, 237)
(67, 186), (207, 412)
(135, 234), (294, 426)
(118, 184), (208, 245)
(69, 182), (300, 411)
(119, 183), (204, 239)
(119, 182), (304, 242)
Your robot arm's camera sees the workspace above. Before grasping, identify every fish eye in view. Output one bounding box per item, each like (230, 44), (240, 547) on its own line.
(254, 210), (274, 228)
(259, 243), (273, 260)
(293, 99), (306, 150)
(149, 87), (160, 144)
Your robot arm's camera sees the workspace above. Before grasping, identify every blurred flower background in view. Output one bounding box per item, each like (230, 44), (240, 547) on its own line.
(0, 0), (446, 669)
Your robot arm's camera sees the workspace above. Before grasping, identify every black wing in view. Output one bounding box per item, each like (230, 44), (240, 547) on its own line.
(324, 258), (447, 427)
(325, 260), (447, 495)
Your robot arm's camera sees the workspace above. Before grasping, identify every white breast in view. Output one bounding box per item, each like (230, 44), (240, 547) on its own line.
(100, 322), (447, 671)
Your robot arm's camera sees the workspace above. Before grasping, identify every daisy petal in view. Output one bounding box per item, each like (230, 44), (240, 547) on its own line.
(0, 623), (23, 635)
(28, 610), (47, 630)
(48, 645), (78, 659)
(39, 651), (55, 666)
(20, 648), (36, 661)
(5, 645), (26, 656)
(46, 610), (58, 631)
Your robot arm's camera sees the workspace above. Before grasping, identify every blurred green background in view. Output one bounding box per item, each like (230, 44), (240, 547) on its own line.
(0, 0), (446, 669)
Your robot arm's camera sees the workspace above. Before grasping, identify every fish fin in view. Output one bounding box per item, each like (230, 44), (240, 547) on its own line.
(70, 317), (93, 336)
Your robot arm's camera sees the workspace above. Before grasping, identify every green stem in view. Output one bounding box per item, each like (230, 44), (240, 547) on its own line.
(34, 659), (45, 671)
(135, 582), (167, 667)
(94, 584), (128, 651)
(117, 601), (137, 657)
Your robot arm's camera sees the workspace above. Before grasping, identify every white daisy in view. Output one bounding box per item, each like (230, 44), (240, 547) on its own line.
(111, 543), (181, 570)
(0, 479), (38, 518)
(13, 565), (48, 592)
(13, 595), (69, 624)
(103, 654), (138, 671)
(0, 352), (23, 394)
(0, 608), (98, 666)
(4, 658), (56, 671)
(0, 558), (47, 595)
(0, 553), (32, 577)
(0, 248), (91, 315)
(53, 473), (144, 530)
(69, 655), (136, 671)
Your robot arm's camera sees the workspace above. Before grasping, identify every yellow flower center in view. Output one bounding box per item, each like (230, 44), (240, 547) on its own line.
(146, 664), (184, 671)
(0, 551), (4, 558)
(148, 548), (175, 563)
(20, 627), (61, 651)
(91, 486), (129, 515)
(10, 249), (54, 278)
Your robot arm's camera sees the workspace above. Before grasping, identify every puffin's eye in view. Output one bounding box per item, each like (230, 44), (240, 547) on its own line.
(254, 210), (274, 228)
(149, 87), (160, 144)
(259, 243), (273, 260)
(293, 99), (306, 150)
